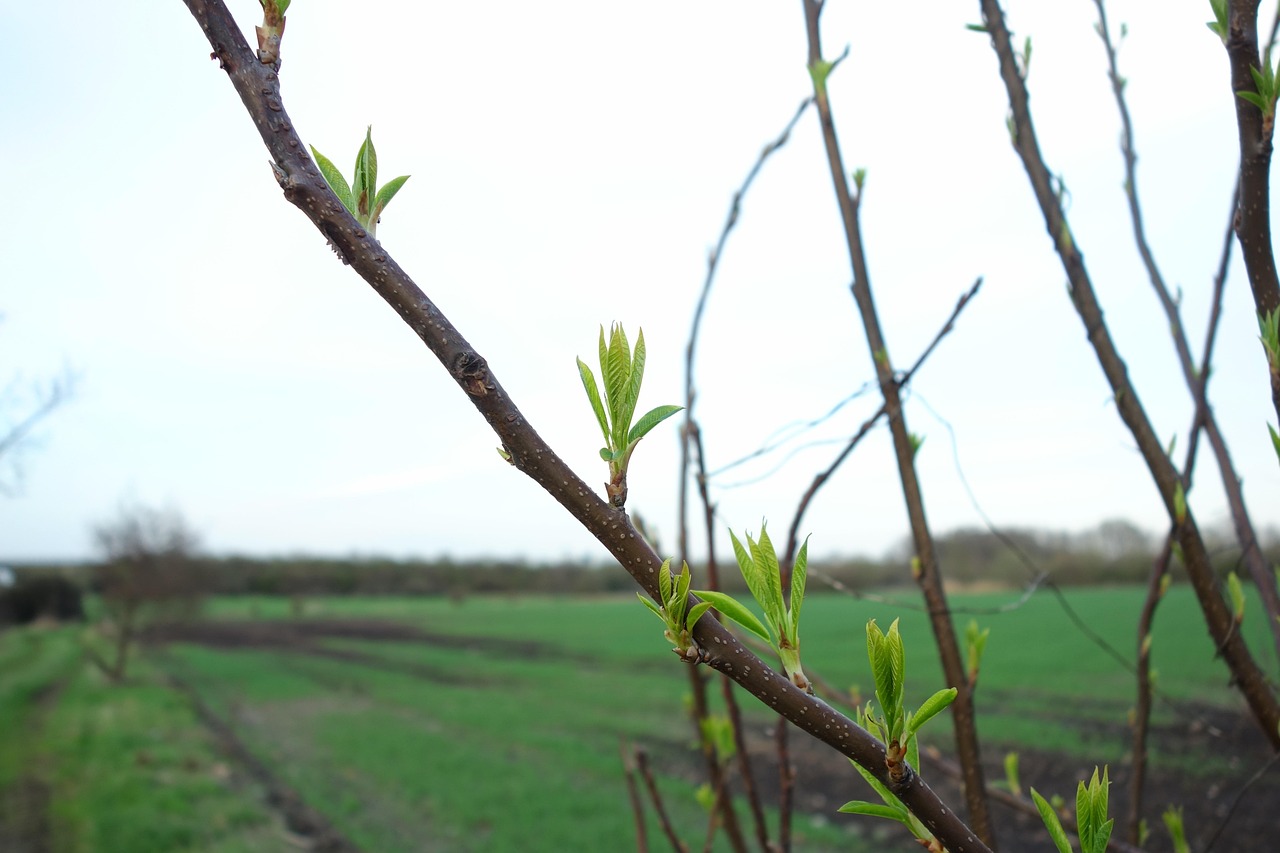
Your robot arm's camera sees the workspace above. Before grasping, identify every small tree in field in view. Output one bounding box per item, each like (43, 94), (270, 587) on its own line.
(91, 503), (202, 682)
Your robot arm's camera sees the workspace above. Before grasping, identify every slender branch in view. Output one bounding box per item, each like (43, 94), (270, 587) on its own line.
(679, 96), (812, 569)
(620, 740), (651, 853)
(782, 278), (982, 567)
(1128, 172), (1241, 847)
(775, 719), (794, 853)
(717, 675), (772, 853)
(800, 1), (995, 842)
(1126, 536), (1174, 845)
(976, 0), (1280, 748)
(1092, 0), (1280, 661)
(1223, 0), (1280, 424)
(179, 2), (992, 849)
(1200, 748), (1280, 853)
(635, 748), (689, 853)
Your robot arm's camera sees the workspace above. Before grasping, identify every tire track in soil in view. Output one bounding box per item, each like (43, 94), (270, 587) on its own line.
(0, 676), (70, 853)
(164, 671), (363, 853)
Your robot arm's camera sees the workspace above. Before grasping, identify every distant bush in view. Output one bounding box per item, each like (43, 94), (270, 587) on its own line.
(0, 572), (85, 626)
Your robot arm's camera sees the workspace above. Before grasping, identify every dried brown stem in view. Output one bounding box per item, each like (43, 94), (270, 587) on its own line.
(977, 0), (1280, 748)
(800, 1), (995, 842)
(180, 2), (993, 848)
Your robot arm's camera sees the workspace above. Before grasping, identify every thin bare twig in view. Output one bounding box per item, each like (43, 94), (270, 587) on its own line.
(635, 748), (689, 853)
(1200, 748), (1280, 853)
(620, 740), (650, 853)
(782, 278), (982, 568)
(679, 95), (812, 569)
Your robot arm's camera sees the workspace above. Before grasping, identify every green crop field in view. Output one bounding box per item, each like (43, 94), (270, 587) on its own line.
(1, 585), (1275, 851)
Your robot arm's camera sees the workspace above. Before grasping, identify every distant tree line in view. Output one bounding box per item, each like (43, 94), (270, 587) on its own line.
(4, 518), (1272, 609)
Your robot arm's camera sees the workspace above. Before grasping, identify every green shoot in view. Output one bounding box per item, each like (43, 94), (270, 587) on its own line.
(1163, 806), (1190, 853)
(1237, 50), (1280, 131)
(1004, 751), (1022, 798)
(1227, 571), (1246, 624)
(1260, 307), (1280, 374)
(966, 619), (990, 687)
(1207, 0), (1228, 43)
(310, 127), (410, 237)
(1031, 767), (1114, 853)
(576, 324), (682, 508)
(636, 559), (713, 662)
(1173, 481), (1187, 524)
(694, 524), (811, 692)
(863, 618), (958, 781)
(255, 0), (290, 64)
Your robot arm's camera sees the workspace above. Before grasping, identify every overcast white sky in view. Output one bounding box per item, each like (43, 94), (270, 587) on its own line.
(2, 1), (1277, 564)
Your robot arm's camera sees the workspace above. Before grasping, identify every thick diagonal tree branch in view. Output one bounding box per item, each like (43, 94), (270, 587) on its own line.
(179, 1), (992, 850)
(976, 0), (1280, 748)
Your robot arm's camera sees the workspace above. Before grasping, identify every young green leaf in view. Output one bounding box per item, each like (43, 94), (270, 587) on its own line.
(1269, 423), (1280, 464)
(627, 404), (683, 446)
(837, 801), (907, 821)
(1031, 788), (1073, 853)
(372, 174), (410, 221)
(691, 589), (772, 644)
(576, 358), (611, 444)
(790, 535), (810, 629)
(310, 146), (355, 213)
(906, 688), (957, 738)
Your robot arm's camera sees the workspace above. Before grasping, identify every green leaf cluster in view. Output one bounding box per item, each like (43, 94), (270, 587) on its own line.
(637, 559), (713, 660)
(1237, 51), (1280, 120)
(310, 127), (410, 237)
(1032, 767), (1113, 853)
(577, 324), (682, 508)
(863, 619), (957, 762)
(694, 525), (811, 692)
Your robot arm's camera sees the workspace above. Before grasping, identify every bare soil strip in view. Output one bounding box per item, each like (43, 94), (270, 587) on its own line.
(165, 671), (363, 853)
(0, 677), (69, 853)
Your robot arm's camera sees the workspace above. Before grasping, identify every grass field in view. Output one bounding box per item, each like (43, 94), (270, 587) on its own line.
(1, 585), (1276, 851)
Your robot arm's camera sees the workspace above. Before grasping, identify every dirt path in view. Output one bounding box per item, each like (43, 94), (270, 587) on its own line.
(0, 677), (69, 853)
(162, 670), (363, 853)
